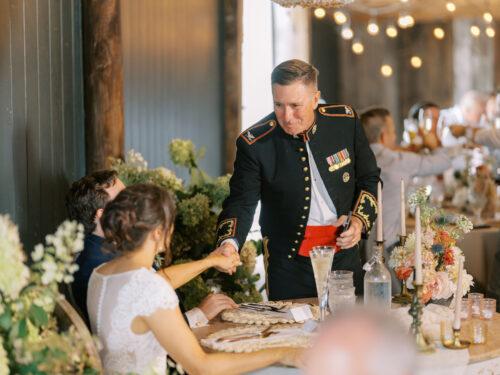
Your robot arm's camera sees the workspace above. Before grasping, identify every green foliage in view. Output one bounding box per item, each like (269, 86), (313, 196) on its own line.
(111, 141), (263, 310)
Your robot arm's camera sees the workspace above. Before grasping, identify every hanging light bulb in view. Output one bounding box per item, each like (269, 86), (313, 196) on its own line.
(433, 27), (445, 40)
(483, 12), (493, 23)
(341, 24), (354, 40)
(470, 25), (481, 37)
(381, 64), (393, 77)
(334, 11), (347, 25)
(367, 19), (380, 35)
(400, 0), (409, 2)
(410, 56), (423, 69)
(352, 40), (364, 54)
(314, 8), (326, 19)
(446, 2), (456, 12)
(486, 26), (495, 38)
(386, 25), (398, 38)
(398, 14), (415, 29)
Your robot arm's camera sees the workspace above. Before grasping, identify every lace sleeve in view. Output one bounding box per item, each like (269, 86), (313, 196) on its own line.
(132, 269), (179, 317)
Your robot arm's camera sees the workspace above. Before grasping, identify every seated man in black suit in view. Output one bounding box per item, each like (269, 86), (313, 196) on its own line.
(66, 170), (237, 327)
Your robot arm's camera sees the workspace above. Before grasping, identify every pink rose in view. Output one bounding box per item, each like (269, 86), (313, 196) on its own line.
(431, 271), (453, 300)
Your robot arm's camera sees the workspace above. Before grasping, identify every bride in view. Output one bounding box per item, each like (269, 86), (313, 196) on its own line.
(87, 183), (301, 374)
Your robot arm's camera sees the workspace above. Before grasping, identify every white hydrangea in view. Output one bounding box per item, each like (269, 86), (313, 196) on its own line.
(0, 336), (9, 375)
(125, 149), (148, 170)
(155, 166), (183, 191)
(0, 215), (30, 300)
(455, 214), (473, 234)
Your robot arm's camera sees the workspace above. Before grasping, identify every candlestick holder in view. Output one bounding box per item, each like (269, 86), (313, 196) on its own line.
(392, 235), (412, 304)
(443, 328), (470, 349)
(408, 283), (435, 353)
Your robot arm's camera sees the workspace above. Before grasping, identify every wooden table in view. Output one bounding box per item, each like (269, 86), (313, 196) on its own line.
(193, 301), (500, 374)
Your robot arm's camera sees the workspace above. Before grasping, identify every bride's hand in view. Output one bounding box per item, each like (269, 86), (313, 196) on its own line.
(207, 251), (241, 274)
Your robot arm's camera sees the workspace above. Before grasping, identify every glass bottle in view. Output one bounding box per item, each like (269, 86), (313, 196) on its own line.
(364, 244), (392, 309)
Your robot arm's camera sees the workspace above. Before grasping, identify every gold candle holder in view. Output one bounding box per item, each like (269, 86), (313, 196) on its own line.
(393, 235), (412, 304)
(443, 328), (471, 349)
(408, 283), (435, 353)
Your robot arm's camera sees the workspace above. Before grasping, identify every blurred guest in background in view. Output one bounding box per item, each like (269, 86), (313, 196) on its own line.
(303, 307), (416, 375)
(440, 90), (487, 146)
(361, 108), (452, 293)
(408, 101), (442, 150)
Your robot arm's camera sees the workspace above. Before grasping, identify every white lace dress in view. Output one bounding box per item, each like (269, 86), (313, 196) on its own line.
(87, 267), (179, 374)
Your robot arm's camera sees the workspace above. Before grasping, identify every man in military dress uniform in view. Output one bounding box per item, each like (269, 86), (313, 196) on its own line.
(216, 60), (380, 300)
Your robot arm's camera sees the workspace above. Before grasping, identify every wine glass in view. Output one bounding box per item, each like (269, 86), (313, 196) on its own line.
(467, 177), (487, 225)
(310, 246), (335, 322)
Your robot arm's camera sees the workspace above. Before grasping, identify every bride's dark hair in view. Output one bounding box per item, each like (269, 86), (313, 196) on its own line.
(101, 183), (176, 263)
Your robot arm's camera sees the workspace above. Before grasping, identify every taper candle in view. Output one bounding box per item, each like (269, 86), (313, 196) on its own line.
(377, 181), (383, 242)
(415, 206), (422, 285)
(401, 179), (406, 236)
(453, 257), (464, 330)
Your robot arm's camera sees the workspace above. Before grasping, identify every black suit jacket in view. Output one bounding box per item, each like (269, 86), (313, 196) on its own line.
(216, 104), (380, 265)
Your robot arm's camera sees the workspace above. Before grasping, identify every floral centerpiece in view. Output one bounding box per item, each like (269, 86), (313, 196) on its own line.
(0, 215), (99, 374)
(389, 187), (474, 304)
(111, 140), (262, 310)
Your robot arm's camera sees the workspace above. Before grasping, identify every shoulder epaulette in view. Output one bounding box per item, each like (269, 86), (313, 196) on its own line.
(239, 119), (277, 145)
(318, 104), (355, 118)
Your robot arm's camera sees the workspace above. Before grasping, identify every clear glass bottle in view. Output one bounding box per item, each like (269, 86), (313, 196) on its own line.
(364, 245), (392, 309)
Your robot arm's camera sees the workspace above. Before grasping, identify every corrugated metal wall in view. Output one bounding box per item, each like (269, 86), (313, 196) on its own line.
(121, 0), (223, 178)
(0, 0), (85, 249)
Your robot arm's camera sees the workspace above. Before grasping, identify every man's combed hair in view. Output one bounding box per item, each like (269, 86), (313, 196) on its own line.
(360, 107), (391, 144)
(65, 170), (118, 235)
(271, 59), (319, 87)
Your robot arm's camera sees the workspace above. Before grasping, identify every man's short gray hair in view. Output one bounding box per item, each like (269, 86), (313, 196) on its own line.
(460, 90), (487, 111)
(360, 107), (391, 144)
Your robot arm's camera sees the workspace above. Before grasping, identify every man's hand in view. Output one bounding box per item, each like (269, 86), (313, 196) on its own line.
(336, 216), (363, 249)
(198, 293), (238, 320)
(422, 132), (440, 150)
(210, 242), (239, 274)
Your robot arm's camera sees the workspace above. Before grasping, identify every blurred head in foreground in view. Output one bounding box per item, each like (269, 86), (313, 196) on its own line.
(304, 307), (416, 375)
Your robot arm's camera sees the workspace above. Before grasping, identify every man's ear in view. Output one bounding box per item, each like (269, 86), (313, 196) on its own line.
(313, 90), (321, 109)
(95, 208), (104, 222)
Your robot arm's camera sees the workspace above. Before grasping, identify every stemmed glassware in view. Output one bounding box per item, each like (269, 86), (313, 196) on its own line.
(310, 246), (335, 322)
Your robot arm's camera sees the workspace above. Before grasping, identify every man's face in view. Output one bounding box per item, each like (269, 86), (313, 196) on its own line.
(105, 178), (126, 200)
(382, 116), (397, 149)
(272, 81), (320, 136)
(463, 103), (485, 126)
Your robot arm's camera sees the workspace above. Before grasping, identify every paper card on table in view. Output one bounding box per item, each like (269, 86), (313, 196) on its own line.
(302, 319), (318, 332)
(290, 305), (313, 321)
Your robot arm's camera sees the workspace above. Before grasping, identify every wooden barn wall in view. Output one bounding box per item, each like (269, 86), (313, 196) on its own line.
(121, 0), (223, 178)
(0, 0), (85, 250)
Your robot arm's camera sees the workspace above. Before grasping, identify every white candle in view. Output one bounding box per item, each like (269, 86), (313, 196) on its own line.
(377, 181), (383, 242)
(400, 179), (406, 237)
(415, 206), (422, 285)
(453, 258), (464, 330)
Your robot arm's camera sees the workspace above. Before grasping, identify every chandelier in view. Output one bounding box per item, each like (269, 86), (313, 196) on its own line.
(272, 0), (354, 8)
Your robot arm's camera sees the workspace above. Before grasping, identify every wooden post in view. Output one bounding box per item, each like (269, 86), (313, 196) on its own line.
(221, 0), (243, 174)
(82, 0), (124, 173)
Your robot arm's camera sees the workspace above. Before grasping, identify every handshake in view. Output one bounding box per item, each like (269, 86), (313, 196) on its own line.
(207, 242), (241, 275)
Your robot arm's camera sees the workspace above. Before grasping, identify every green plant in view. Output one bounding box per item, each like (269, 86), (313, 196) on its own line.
(0, 216), (98, 374)
(111, 140), (262, 309)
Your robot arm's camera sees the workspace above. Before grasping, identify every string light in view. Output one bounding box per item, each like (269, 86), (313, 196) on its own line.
(381, 64), (393, 77)
(410, 56), (422, 68)
(341, 24), (354, 40)
(352, 40), (364, 54)
(433, 27), (445, 39)
(314, 8), (326, 19)
(386, 25), (398, 38)
(486, 26), (495, 38)
(470, 25), (481, 37)
(334, 11), (348, 25)
(367, 19), (380, 36)
(446, 2), (456, 12)
(483, 12), (493, 23)
(398, 14), (415, 29)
